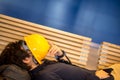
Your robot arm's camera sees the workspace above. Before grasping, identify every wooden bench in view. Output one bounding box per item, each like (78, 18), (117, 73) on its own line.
(97, 42), (120, 69)
(0, 14), (92, 68)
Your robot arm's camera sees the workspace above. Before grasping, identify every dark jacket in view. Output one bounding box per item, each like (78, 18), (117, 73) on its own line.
(29, 60), (100, 80)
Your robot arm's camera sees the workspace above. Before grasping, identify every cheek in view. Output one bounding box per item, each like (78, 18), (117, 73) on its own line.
(20, 46), (24, 50)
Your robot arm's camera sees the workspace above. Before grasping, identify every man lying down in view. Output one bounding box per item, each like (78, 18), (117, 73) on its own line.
(0, 34), (119, 80)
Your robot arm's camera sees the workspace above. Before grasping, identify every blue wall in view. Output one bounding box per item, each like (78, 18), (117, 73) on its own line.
(0, 0), (120, 45)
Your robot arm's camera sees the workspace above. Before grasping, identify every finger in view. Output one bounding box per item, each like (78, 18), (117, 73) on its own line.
(49, 46), (58, 55)
(48, 41), (54, 46)
(48, 45), (59, 55)
(48, 45), (56, 55)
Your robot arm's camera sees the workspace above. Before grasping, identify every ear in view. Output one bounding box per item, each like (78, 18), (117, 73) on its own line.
(22, 57), (30, 64)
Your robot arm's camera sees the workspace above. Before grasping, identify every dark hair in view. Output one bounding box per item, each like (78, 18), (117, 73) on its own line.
(0, 40), (31, 70)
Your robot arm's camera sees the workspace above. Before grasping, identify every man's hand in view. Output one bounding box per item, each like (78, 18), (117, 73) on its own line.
(47, 42), (63, 57)
(95, 70), (110, 79)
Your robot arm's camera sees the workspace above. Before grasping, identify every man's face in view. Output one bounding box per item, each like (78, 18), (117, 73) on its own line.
(22, 50), (36, 68)
(21, 41), (38, 67)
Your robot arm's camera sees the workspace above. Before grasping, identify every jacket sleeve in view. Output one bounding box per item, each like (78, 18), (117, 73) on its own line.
(34, 71), (63, 80)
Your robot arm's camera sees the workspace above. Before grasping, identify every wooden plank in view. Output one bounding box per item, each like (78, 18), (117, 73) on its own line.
(0, 31), (23, 40)
(103, 42), (120, 49)
(102, 45), (120, 53)
(101, 49), (120, 57)
(0, 36), (18, 42)
(100, 54), (120, 61)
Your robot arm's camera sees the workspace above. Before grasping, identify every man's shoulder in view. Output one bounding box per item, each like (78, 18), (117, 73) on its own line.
(0, 64), (31, 80)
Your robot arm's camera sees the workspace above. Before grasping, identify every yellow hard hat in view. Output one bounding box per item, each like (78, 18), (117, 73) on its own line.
(24, 34), (50, 64)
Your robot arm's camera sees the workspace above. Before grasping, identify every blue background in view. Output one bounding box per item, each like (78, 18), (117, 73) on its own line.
(0, 0), (120, 45)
